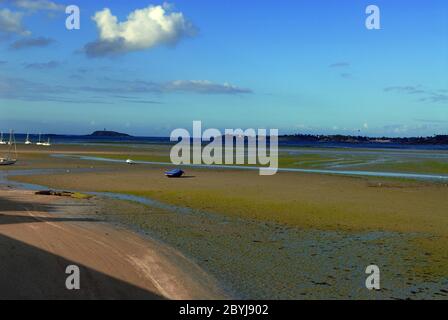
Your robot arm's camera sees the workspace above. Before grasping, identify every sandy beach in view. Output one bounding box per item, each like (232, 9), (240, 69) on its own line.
(0, 183), (225, 300)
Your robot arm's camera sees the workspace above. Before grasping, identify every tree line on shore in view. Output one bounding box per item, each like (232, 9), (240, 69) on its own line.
(279, 134), (448, 145)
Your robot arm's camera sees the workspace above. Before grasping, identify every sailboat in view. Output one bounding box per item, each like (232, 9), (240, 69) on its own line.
(36, 133), (44, 146)
(0, 132), (6, 145)
(42, 137), (51, 147)
(25, 133), (32, 145)
(0, 130), (18, 165)
(7, 131), (13, 145)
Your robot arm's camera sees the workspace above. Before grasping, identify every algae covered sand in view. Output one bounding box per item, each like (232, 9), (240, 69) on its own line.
(92, 196), (448, 299)
(13, 166), (448, 234)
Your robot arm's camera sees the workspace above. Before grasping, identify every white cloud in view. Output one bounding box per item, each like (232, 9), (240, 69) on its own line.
(363, 123), (369, 129)
(80, 79), (252, 95)
(165, 80), (251, 94)
(10, 0), (65, 11)
(85, 3), (196, 57)
(382, 124), (431, 135)
(10, 36), (55, 49)
(0, 8), (29, 35)
(0, 75), (251, 104)
(384, 84), (448, 104)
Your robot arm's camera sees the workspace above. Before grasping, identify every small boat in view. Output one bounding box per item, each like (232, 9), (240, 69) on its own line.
(0, 130), (17, 166)
(25, 133), (32, 145)
(42, 138), (51, 147)
(0, 158), (16, 165)
(0, 132), (5, 145)
(36, 133), (44, 145)
(7, 132), (13, 145)
(165, 168), (184, 178)
(126, 159), (135, 165)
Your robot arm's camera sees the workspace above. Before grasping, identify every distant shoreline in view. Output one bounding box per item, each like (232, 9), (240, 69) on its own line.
(4, 132), (448, 148)
(279, 134), (448, 146)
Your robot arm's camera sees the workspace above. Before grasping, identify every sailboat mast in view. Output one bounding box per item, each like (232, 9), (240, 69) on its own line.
(13, 131), (17, 159)
(7, 130), (12, 160)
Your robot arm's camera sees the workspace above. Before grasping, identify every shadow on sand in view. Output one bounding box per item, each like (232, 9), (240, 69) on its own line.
(0, 195), (166, 300)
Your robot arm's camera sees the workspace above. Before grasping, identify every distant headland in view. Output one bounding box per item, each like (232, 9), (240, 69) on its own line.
(87, 130), (132, 137)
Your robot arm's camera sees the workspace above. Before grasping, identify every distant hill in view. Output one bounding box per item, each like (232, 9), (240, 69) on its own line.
(88, 130), (131, 137)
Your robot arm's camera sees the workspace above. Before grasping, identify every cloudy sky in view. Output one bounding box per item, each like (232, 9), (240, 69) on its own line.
(0, 0), (447, 136)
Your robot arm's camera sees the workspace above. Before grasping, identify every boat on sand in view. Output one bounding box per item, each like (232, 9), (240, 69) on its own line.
(0, 132), (6, 145)
(25, 133), (32, 145)
(42, 138), (51, 147)
(0, 130), (17, 166)
(165, 168), (184, 178)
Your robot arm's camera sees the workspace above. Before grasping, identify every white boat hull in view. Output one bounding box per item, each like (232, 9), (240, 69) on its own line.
(0, 159), (17, 166)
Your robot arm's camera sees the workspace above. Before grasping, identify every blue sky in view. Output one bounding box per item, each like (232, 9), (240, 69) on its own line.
(0, 0), (447, 136)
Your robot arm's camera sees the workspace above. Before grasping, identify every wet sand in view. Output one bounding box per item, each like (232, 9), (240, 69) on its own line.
(0, 186), (225, 300)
